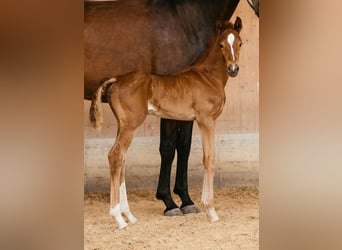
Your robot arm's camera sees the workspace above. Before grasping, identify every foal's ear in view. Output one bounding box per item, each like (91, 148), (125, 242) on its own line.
(216, 19), (224, 32)
(234, 16), (242, 33)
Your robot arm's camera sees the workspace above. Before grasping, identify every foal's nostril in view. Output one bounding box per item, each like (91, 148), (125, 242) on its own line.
(227, 64), (239, 77)
(228, 65), (233, 72)
(228, 64), (238, 73)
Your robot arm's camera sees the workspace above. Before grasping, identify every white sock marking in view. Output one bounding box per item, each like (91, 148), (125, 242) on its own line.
(120, 182), (137, 223)
(110, 204), (128, 229)
(209, 208), (219, 221)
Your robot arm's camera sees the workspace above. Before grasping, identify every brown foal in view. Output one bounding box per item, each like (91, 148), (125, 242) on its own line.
(90, 16), (243, 229)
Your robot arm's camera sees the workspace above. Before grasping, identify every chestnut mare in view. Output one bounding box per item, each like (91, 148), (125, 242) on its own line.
(90, 17), (243, 229)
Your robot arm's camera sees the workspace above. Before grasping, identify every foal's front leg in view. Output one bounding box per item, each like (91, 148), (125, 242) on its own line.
(197, 118), (219, 222)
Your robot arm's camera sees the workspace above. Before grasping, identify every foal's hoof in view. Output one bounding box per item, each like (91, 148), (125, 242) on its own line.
(164, 208), (184, 216)
(181, 205), (200, 214)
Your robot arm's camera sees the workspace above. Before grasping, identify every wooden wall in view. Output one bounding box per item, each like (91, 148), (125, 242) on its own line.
(84, 1), (259, 192)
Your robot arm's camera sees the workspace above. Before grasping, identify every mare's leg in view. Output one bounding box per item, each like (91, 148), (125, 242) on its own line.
(196, 117), (219, 221)
(156, 118), (182, 216)
(173, 120), (199, 214)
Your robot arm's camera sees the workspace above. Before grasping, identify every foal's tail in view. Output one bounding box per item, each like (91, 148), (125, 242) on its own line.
(89, 77), (117, 131)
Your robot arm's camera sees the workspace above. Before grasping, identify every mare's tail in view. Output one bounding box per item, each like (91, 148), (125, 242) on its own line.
(89, 77), (117, 131)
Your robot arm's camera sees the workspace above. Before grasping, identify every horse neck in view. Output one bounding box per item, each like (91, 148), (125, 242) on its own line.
(192, 33), (228, 86)
(160, 0), (239, 45)
(196, 0), (240, 25)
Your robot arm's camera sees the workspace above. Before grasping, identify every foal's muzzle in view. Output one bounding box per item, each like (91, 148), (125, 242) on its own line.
(227, 64), (239, 77)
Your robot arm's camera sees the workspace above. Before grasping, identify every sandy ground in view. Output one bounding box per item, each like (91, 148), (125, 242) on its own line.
(84, 187), (259, 250)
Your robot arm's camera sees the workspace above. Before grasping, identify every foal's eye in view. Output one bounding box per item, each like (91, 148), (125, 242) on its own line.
(220, 43), (224, 48)
(239, 43), (243, 47)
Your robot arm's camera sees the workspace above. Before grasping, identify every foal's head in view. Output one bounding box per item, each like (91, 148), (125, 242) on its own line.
(219, 16), (243, 77)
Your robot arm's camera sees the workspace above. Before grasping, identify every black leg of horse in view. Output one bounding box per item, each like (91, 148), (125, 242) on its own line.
(156, 118), (183, 216)
(173, 120), (199, 214)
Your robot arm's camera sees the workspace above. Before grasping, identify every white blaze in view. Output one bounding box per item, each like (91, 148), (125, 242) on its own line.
(227, 33), (235, 61)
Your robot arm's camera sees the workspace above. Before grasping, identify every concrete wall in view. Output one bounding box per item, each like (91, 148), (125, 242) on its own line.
(84, 1), (259, 192)
(84, 134), (258, 192)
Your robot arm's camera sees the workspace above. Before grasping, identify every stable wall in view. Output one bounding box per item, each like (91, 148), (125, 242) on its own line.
(84, 1), (259, 192)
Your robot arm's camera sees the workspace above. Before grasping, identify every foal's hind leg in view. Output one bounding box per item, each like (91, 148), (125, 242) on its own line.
(196, 117), (219, 222)
(108, 127), (138, 229)
(107, 76), (149, 228)
(119, 164), (137, 224)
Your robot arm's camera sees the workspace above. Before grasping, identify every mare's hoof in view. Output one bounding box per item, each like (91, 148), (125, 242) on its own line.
(164, 208), (184, 216)
(181, 205), (200, 214)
